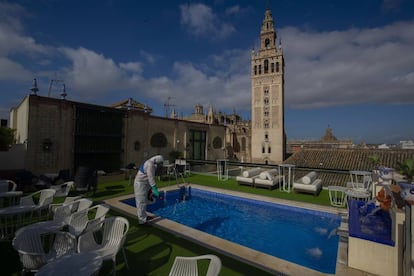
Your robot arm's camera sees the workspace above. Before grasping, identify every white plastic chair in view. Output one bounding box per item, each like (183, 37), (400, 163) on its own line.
(168, 254), (222, 276)
(16, 199), (92, 236)
(0, 179), (17, 192)
(48, 197), (92, 216)
(77, 216), (130, 276)
(20, 189), (56, 218)
(68, 204), (110, 237)
(49, 181), (74, 197)
(12, 229), (77, 273)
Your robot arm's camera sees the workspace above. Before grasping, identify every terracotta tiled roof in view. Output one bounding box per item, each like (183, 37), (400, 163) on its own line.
(284, 148), (414, 171)
(283, 149), (414, 187)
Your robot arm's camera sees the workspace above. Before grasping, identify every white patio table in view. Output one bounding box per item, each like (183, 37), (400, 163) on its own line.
(35, 252), (103, 276)
(0, 191), (23, 207)
(0, 204), (38, 240)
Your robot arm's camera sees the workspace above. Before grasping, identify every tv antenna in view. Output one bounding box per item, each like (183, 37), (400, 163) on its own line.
(164, 96), (176, 118)
(48, 79), (64, 97)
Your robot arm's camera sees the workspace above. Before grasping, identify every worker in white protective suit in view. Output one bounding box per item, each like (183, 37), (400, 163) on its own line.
(134, 155), (164, 224)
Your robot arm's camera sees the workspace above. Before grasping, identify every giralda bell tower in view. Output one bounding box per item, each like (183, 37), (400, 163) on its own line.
(251, 6), (285, 164)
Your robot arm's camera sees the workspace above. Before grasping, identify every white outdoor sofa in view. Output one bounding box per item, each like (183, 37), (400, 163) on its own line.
(292, 171), (322, 195)
(236, 168), (262, 187)
(254, 169), (283, 190)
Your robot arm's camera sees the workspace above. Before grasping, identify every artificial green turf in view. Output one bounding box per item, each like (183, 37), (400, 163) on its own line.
(2, 173), (337, 275)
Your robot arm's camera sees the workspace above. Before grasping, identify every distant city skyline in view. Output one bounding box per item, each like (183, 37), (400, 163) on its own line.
(0, 0), (413, 144)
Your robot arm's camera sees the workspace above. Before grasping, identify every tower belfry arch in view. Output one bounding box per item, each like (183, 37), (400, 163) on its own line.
(251, 5), (285, 163)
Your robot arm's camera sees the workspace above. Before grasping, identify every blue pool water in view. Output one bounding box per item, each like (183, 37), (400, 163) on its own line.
(122, 187), (340, 274)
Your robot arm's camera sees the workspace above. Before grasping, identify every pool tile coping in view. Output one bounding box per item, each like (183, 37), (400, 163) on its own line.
(104, 184), (373, 276)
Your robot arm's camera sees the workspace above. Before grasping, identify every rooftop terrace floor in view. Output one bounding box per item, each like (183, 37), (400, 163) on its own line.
(105, 184), (375, 276)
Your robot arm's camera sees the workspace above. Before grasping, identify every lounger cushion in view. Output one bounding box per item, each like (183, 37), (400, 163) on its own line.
(293, 179), (322, 195)
(302, 171), (318, 184)
(259, 169), (278, 180)
(242, 168), (262, 178)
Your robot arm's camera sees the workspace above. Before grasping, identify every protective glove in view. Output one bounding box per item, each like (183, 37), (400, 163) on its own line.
(151, 185), (159, 197)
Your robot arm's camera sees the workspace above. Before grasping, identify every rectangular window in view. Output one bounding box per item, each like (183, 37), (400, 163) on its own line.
(276, 62), (279, 72)
(254, 65), (257, 75)
(271, 63), (274, 73)
(189, 129), (206, 160)
(259, 65), (262, 74)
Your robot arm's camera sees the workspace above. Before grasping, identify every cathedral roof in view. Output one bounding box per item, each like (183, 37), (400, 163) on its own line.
(111, 98), (152, 113)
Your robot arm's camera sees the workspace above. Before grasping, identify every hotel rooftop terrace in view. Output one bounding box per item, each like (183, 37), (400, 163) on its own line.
(1, 147), (414, 275)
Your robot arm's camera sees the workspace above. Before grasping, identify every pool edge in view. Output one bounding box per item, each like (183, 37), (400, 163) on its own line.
(104, 184), (372, 276)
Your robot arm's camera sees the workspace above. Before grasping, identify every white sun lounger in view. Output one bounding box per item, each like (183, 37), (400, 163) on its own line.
(254, 169), (283, 190)
(293, 171), (322, 195)
(236, 168), (262, 187)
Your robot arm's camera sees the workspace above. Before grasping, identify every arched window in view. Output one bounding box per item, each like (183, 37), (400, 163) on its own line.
(276, 62), (280, 72)
(212, 136), (222, 149)
(241, 137), (246, 151)
(271, 63), (275, 73)
(150, 132), (167, 148)
(264, 59), (269, 73)
(254, 65), (257, 75)
(258, 65), (262, 74)
(265, 38), (270, 48)
(264, 107), (269, 117)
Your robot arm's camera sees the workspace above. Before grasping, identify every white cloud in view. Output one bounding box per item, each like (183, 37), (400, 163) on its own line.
(0, 57), (32, 80)
(281, 20), (414, 108)
(120, 62), (143, 74)
(179, 3), (235, 39)
(226, 5), (241, 15)
(0, 1), (413, 122)
(0, 3), (48, 57)
(139, 50), (157, 65)
(60, 47), (128, 99)
(381, 0), (402, 12)
(0, 2), (26, 33)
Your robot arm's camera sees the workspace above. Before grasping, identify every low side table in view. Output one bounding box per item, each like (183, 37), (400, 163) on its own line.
(328, 186), (347, 207)
(345, 189), (371, 204)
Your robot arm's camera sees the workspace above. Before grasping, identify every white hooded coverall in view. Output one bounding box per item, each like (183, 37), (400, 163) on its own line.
(133, 155), (163, 224)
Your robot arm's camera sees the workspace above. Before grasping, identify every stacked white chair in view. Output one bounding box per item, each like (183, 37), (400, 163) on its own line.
(20, 189), (56, 218)
(48, 196), (83, 214)
(49, 181), (74, 197)
(12, 229), (76, 273)
(15, 198), (93, 235)
(0, 179), (17, 192)
(77, 216), (130, 276)
(168, 254), (222, 276)
(68, 204), (110, 237)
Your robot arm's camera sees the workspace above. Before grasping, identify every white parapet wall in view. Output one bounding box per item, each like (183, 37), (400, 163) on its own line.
(0, 144), (25, 170)
(348, 209), (405, 276)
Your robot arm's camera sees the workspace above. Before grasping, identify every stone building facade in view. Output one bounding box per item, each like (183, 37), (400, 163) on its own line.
(183, 104), (251, 162)
(287, 127), (354, 153)
(9, 6), (289, 175)
(10, 95), (227, 175)
(251, 7), (285, 164)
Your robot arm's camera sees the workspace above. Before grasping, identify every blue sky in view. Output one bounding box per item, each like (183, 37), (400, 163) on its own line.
(1, 0), (413, 145)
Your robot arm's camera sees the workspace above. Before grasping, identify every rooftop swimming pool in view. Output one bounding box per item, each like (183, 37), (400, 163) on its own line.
(121, 186), (341, 274)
